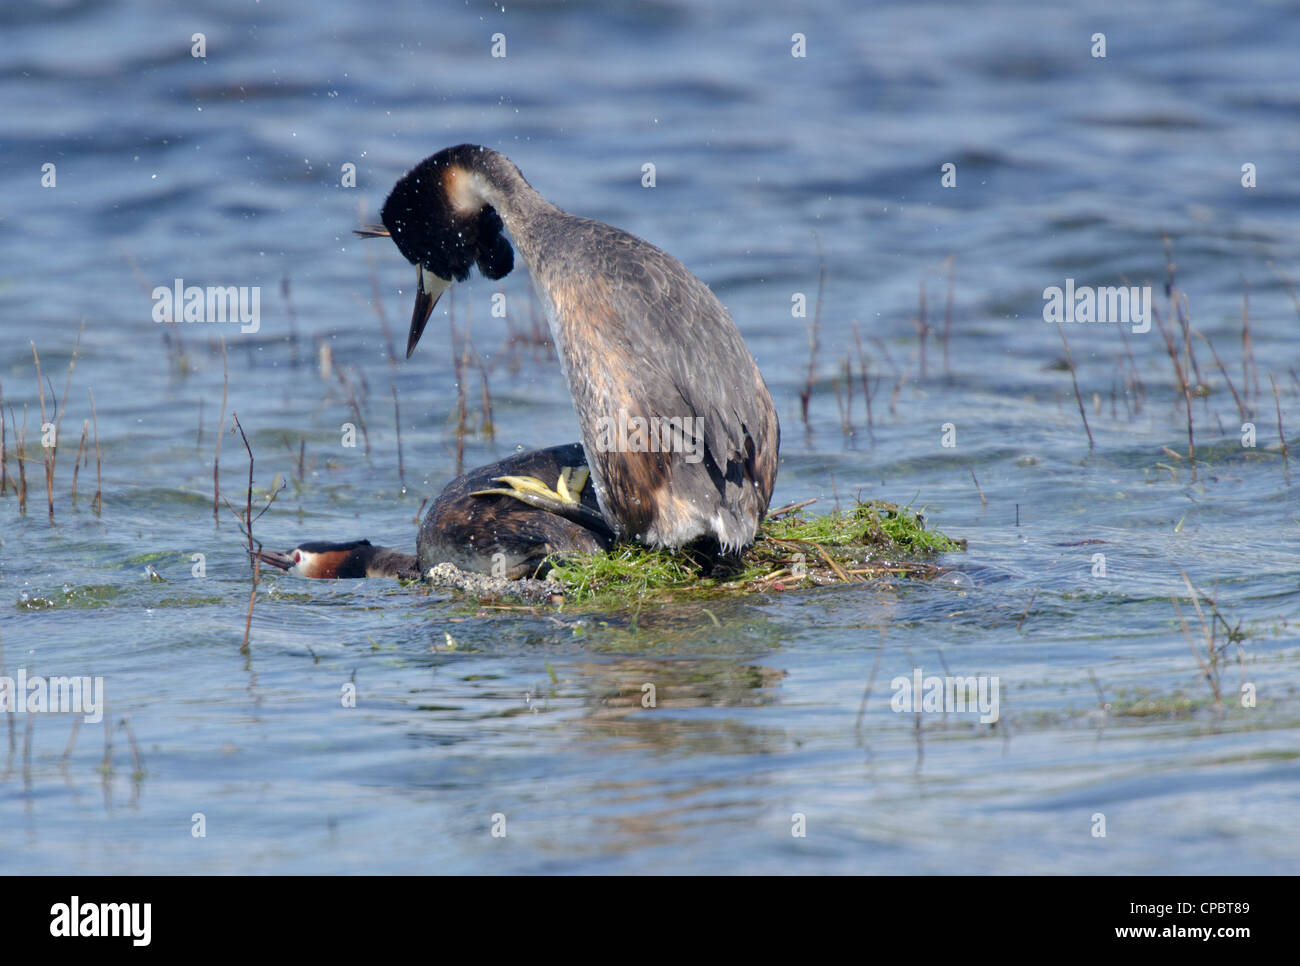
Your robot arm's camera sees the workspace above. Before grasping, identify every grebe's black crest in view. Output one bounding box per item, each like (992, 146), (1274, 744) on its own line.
(368, 145), (515, 357)
(297, 539), (372, 555)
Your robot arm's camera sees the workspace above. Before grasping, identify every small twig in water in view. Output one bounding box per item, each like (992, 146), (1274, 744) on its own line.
(1270, 372), (1290, 483)
(767, 498), (817, 519)
(1055, 324), (1094, 452)
(967, 466), (987, 508)
(213, 338), (228, 522)
(88, 390), (102, 515)
(392, 384), (406, 491)
(798, 231), (825, 431)
(31, 343), (55, 522)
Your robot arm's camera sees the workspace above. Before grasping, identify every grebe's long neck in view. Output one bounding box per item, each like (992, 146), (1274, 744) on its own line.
(451, 149), (561, 259)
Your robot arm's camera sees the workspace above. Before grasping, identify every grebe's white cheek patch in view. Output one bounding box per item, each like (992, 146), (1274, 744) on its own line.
(420, 266), (453, 306)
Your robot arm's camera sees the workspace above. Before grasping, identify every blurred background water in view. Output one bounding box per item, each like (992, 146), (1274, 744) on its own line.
(1, 0), (1298, 873)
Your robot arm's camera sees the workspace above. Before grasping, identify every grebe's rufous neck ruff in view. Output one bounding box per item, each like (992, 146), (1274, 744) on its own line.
(360, 144), (780, 554)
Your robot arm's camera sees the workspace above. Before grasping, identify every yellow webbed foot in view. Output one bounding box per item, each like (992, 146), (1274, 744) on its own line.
(555, 466), (588, 503)
(471, 467), (590, 510)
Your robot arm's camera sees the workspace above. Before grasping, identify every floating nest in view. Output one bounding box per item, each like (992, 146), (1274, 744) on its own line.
(433, 499), (966, 609)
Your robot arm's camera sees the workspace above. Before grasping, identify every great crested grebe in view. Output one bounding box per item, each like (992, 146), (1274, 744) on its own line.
(356, 144), (780, 555)
(255, 443), (612, 580)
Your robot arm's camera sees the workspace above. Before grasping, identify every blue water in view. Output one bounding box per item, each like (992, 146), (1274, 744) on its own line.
(1, 0), (1298, 873)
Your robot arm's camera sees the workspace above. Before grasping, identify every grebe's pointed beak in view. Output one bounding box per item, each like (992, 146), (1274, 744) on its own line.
(250, 548), (295, 571)
(353, 222), (451, 358)
(407, 265), (452, 359)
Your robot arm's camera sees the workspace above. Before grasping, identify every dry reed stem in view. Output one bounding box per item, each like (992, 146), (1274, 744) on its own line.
(1055, 323), (1094, 451)
(88, 390), (101, 514)
(213, 338), (228, 522)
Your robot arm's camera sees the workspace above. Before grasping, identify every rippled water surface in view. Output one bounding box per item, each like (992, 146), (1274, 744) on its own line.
(2, 0), (1298, 873)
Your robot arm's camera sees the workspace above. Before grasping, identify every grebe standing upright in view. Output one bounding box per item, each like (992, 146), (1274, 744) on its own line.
(358, 144), (780, 554)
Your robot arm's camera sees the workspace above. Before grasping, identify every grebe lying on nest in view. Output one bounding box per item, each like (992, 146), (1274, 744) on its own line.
(255, 443), (607, 580)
